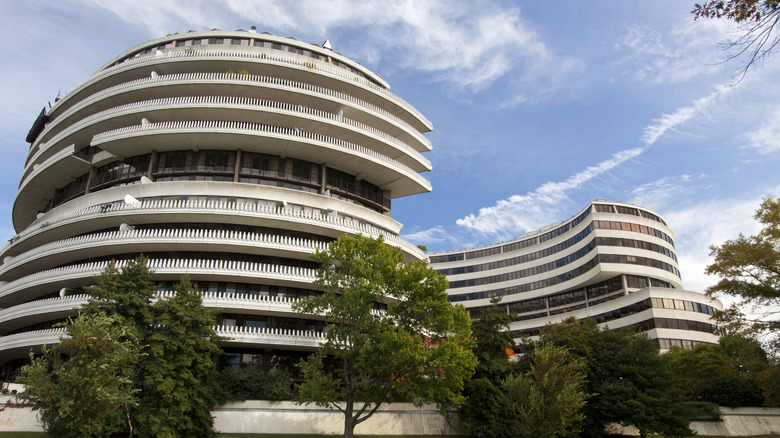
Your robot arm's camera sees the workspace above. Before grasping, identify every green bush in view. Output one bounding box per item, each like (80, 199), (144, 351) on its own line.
(217, 367), (292, 402)
(684, 401), (722, 421)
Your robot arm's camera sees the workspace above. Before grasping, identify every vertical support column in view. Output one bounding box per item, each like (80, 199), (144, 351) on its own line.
(84, 167), (97, 194)
(148, 151), (157, 180)
(234, 149), (242, 182)
(584, 285), (590, 308)
(621, 274), (629, 296)
(319, 163), (327, 194)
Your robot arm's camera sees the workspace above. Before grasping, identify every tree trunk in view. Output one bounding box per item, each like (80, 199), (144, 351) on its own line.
(343, 395), (355, 438)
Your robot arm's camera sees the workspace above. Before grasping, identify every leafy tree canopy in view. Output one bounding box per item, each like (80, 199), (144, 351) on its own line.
(504, 343), (587, 438)
(706, 197), (780, 353)
(460, 297), (516, 438)
(134, 276), (222, 438)
(540, 317), (691, 438)
(23, 257), (223, 438)
(293, 234), (476, 438)
(17, 312), (140, 438)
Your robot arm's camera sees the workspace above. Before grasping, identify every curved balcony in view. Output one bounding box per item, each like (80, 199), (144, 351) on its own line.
(25, 95), (430, 185)
(0, 258), (319, 306)
(0, 229), (330, 280)
(48, 48), (432, 136)
(29, 71), (433, 175)
(0, 295), (89, 334)
(214, 324), (323, 351)
(0, 328), (66, 362)
(10, 198), (424, 261)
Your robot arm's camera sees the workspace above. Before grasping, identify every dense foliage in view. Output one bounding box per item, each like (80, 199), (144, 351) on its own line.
(20, 258), (222, 438)
(539, 318), (692, 438)
(17, 313), (140, 438)
(504, 343), (587, 438)
(216, 367), (292, 402)
(293, 234), (477, 438)
(460, 298), (516, 438)
(462, 300), (586, 438)
(133, 276), (223, 438)
(663, 334), (780, 407)
(706, 197), (780, 354)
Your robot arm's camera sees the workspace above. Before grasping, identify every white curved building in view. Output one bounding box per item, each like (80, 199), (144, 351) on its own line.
(0, 29), (432, 379)
(430, 201), (722, 350)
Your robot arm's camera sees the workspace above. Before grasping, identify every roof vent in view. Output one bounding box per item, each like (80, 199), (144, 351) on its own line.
(249, 26), (257, 33)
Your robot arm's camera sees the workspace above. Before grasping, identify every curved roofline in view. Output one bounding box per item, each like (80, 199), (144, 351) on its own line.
(431, 200), (673, 256)
(96, 30), (390, 90)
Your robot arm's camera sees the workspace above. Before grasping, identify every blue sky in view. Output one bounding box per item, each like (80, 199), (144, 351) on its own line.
(1, 1), (778, 293)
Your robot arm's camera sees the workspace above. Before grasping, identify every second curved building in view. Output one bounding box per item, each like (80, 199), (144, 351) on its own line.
(430, 201), (722, 350)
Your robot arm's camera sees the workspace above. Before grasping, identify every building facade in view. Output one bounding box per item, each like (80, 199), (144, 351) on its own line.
(0, 29), (433, 378)
(430, 201), (722, 350)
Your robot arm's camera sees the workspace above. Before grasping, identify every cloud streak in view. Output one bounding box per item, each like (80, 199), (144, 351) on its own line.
(455, 83), (732, 241)
(642, 85), (731, 145)
(455, 147), (644, 239)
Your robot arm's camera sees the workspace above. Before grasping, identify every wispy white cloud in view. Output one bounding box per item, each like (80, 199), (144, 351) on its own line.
(76, 0), (582, 100)
(401, 225), (470, 249)
(641, 85), (732, 145)
(741, 109), (780, 154)
(456, 147), (643, 239)
(616, 18), (735, 83)
(629, 173), (709, 208)
(455, 79), (734, 241)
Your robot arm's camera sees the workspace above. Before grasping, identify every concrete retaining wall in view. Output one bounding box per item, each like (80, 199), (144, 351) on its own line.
(1, 397), (778, 436)
(0, 397), (462, 435)
(690, 407), (780, 437)
(214, 401), (462, 435)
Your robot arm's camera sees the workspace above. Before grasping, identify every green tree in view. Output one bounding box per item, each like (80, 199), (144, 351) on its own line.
(663, 334), (780, 407)
(135, 276), (223, 438)
(461, 297), (516, 438)
(706, 197), (780, 353)
(503, 343), (587, 438)
(540, 318), (692, 438)
(82, 257), (222, 437)
(693, 1), (780, 78)
(83, 257), (157, 341)
(293, 234), (476, 438)
(17, 312), (140, 437)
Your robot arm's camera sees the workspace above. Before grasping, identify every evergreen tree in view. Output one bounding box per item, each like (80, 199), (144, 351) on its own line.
(135, 276), (222, 438)
(504, 343), (587, 438)
(17, 312), (140, 437)
(460, 297), (515, 438)
(540, 317), (692, 438)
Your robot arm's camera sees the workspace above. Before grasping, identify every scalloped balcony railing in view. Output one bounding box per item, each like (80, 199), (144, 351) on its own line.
(214, 324), (324, 348)
(0, 258), (319, 302)
(29, 72), (432, 171)
(0, 328), (66, 352)
(0, 294), (89, 325)
(15, 199), (425, 260)
(0, 291), (385, 331)
(46, 49), (430, 140)
(1, 228), (328, 275)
